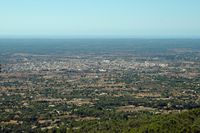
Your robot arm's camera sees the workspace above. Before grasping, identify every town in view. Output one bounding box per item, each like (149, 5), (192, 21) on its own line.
(1, 44), (200, 132)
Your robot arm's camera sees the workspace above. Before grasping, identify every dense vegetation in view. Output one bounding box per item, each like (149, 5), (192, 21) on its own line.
(29, 108), (200, 133)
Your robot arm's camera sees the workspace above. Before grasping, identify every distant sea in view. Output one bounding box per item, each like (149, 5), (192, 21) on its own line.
(0, 39), (200, 55)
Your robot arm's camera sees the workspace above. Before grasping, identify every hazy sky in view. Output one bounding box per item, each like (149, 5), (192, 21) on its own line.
(0, 0), (200, 38)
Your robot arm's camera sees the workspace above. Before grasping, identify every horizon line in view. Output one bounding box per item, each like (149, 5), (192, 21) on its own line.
(0, 36), (200, 40)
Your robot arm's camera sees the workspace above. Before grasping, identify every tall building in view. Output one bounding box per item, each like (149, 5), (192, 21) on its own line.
(0, 64), (2, 73)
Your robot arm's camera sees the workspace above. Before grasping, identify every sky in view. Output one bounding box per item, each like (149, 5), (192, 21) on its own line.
(0, 0), (200, 38)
